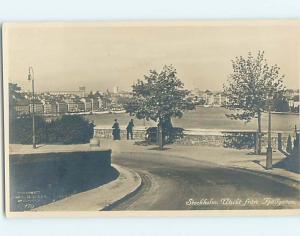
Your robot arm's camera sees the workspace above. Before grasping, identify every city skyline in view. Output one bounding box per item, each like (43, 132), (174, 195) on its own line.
(4, 21), (300, 92)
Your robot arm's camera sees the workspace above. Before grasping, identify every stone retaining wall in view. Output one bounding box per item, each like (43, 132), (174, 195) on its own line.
(10, 149), (115, 211)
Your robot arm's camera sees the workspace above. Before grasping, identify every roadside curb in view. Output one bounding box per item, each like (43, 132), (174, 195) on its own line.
(100, 164), (143, 211)
(101, 175), (143, 211)
(33, 164), (142, 211)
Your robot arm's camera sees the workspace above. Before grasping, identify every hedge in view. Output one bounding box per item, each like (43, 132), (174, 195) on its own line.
(10, 115), (94, 145)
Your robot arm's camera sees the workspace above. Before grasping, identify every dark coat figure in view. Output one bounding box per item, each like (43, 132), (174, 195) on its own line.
(126, 119), (134, 140)
(112, 119), (121, 140)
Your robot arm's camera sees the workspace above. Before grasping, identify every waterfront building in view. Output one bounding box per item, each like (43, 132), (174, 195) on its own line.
(294, 101), (300, 109)
(289, 99), (295, 108)
(213, 94), (222, 107)
(43, 101), (57, 114)
(206, 95), (214, 106)
(80, 98), (92, 112)
(29, 101), (44, 114)
(14, 100), (30, 116)
(65, 99), (78, 113)
(56, 101), (68, 114)
(76, 100), (85, 112)
(91, 97), (103, 111)
(82, 98), (92, 112)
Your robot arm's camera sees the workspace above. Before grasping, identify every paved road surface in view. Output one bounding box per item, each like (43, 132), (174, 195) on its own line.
(108, 151), (300, 210)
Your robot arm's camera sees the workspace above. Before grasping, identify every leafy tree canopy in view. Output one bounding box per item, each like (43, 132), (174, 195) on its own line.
(223, 51), (285, 122)
(124, 65), (195, 123)
(9, 83), (23, 105)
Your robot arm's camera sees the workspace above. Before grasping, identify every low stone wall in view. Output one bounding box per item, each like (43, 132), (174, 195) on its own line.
(174, 132), (289, 149)
(10, 149), (115, 211)
(94, 127), (147, 140)
(94, 127), (292, 150)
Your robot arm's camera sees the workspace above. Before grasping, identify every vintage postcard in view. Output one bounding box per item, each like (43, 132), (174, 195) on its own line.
(2, 21), (300, 217)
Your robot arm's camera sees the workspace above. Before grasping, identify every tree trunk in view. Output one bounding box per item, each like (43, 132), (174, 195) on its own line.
(257, 111), (262, 155)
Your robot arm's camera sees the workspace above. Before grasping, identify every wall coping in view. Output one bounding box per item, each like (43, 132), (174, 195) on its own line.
(94, 125), (149, 130)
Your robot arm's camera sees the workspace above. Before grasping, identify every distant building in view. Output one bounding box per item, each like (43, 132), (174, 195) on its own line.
(29, 101), (44, 114)
(221, 94), (228, 106)
(76, 100), (85, 112)
(14, 100), (30, 116)
(113, 86), (119, 94)
(56, 101), (68, 114)
(90, 97), (103, 111)
(79, 86), (86, 97)
(65, 99), (78, 113)
(289, 99), (295, 108)
(90, 98), (98, 111)
(212, 94), (220, 107)
(294, 101), (300, 109)
(43, 101), (57, 114)
(48, 90), (85, 98)
(289, 95), (300, 112)
(81, 98), (92, 112)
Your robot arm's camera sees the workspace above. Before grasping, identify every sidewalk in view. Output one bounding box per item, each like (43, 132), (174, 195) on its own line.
(33, 164), (141, 211)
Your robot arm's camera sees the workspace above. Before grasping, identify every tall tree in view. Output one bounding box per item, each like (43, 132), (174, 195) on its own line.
(223, 51), (285, 154)
(125, 65), (194, 149)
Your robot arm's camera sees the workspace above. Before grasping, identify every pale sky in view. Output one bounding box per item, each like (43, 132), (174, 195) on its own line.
(4, 21), (300, 92)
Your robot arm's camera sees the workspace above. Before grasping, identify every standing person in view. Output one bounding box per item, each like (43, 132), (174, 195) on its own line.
(126, 119), (134, 140)
(112, 119), (121, 140)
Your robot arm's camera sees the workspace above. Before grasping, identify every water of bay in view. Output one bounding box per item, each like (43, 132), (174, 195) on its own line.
(85, 107), (300, 132)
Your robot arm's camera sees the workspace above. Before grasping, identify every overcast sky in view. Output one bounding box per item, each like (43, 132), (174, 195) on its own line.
(4, 21), (300, 92)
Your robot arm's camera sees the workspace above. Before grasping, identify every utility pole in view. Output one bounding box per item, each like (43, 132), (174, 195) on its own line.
(266, 93), (272, 169)
(28, 66), (36, 149)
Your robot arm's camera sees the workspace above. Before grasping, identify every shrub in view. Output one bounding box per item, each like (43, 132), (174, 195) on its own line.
(10, 115), (94, 145)
(46, 115), (94, 144)
(10, 116), (47, 144)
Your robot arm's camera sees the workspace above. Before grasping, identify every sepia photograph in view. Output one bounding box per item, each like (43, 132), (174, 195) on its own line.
(2, 20), (300, 217)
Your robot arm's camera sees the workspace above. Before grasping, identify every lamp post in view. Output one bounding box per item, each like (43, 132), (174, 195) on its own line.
(28, 66), (36, 149)
(266, 92), (272, 170)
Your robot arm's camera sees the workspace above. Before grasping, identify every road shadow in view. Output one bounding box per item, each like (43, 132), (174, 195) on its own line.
(134, 140), (172, 150)
(273, 153), (300, 174)
(134, 141), (152, 146)
(252, 160), (266, 169)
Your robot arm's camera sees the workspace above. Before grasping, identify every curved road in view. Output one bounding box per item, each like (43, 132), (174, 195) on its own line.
(108, 151), (300, 211)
